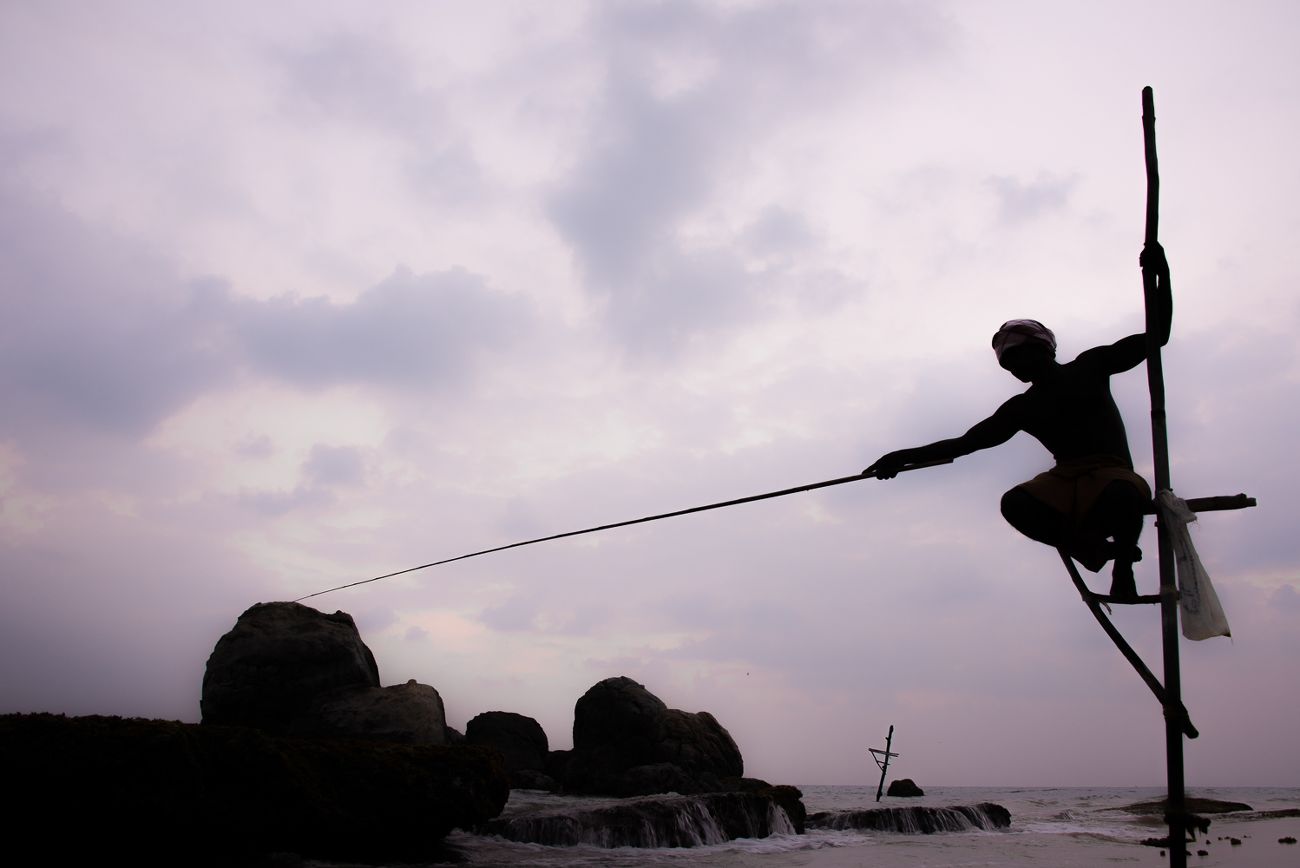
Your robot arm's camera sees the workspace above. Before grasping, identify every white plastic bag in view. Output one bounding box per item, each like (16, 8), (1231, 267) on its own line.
(1158, 490), (1231, 640)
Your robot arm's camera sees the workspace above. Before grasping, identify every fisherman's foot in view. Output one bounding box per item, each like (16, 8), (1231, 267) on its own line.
(1108, 561), (1138, 601)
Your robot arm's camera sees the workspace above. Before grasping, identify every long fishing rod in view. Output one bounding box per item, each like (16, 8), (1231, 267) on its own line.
(293, 458), (952, 602)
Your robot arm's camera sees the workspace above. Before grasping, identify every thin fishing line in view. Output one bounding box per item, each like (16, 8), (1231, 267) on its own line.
(293, 460), (950, 602)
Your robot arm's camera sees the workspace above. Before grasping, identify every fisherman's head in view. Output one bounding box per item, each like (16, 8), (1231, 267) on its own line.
(992, 319), (1056, 382)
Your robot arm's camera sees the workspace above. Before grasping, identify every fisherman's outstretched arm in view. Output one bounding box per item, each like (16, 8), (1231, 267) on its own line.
(865, 405), (1020, 479)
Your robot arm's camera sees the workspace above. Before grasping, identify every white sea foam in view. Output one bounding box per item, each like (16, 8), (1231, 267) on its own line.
(428, 787), (1300, 868)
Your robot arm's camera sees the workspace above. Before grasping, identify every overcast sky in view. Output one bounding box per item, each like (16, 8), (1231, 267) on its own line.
(2, 0), (1297, 788)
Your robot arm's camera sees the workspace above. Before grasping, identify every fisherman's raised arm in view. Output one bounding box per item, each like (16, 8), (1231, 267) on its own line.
(1079, 243), (1174, 375)
(865, 401), (1021, 479)
(1141, 241), (1172, 347)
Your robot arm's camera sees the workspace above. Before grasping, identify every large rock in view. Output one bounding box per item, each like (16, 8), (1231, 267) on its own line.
(201, 601), (379, 732)
(564, 676), (743, 796)
(300, 679), (448, 745)
(202, 602), (447, 744)
(1, 713), (509, 865)
(467, 711), (554, 788)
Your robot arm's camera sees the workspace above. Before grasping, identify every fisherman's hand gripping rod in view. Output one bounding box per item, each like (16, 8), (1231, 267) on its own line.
(294, 458), (953, 602)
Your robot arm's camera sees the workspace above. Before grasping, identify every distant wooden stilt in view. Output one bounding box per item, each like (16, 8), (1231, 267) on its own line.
(869, 725), (898, 802)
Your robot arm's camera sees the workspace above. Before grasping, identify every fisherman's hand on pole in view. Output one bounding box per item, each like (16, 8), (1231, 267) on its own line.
(864, 450), (912, 479)
(864, 452), (953, 480)
(1140, 241), (1168, 277)
(1140, 241), (1173, 348)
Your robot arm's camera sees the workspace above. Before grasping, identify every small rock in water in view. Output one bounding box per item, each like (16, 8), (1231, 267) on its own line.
(886, 778), (924, 797)
(1280, 836), (1297, 844)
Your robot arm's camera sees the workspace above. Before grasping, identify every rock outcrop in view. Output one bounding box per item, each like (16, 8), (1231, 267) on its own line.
(1122, 796), (1253, 815)
(887, 778), (925, 797)
(724, 777), (808, 832)
(808, 802), (1011, 833)
(482, 790), (798, 847)
(184, 600), (508, 860)
(201, 602), (449, 744)
(301, 678), (449, 744)
(1, 713), (509, 865)
(467, 710), (556, 789)
(201, 601), (379, 732)
(563, 676), (744, 796)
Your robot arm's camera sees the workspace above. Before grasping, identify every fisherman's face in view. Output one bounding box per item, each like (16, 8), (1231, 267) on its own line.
(999, 343), (1054, 383)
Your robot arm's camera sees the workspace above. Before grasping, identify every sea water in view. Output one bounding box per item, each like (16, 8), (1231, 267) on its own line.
(440, 786), (1300, 868)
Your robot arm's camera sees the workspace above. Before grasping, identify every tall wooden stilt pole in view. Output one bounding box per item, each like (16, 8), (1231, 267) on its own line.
(1140, 85), (1187, 868)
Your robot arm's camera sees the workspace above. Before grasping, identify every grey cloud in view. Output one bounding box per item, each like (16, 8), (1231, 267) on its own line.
(548, 0), (952, 355)
(741, 207), (816, 258)
(478, 596), (538, 632)
(279, 32), (436, 134)
(276, 31), (487, 206)
(1269, 584), (1300, 613)
(603, 249), (761, 355)
(1160, 334), (1300, 574)
(0, 186), (536, 453)
(986, 173), (1078, 224)
(0, 188), (232, 443)
(237, 443), (365, 516)
(548, 78), (720, 287)
(545, 72), (764, 354)
(236, 485), (333, 517)
(303, 443), (366, 488)
(601, 0), (951, 105)
(403, 624), (430, 642)
(233, 267), (530, 390)
(234, 434), (275, 459)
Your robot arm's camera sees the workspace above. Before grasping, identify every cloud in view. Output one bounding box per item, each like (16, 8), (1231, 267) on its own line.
(546, 75), (724, 285)
(303, 444), (366, 488)
(280, 32), (436, 134)
(232, 443), (367, 517)
(232, 266), (532, 391)
(1268, 583), (1300, 613)
(546, 0), (954, 355)
(0, 187), (232, 443)
(236, 484), (334, 517)
(234, 434), (275, 459)
(986, 172), (1078, 225)
(0, 181), (538, 448)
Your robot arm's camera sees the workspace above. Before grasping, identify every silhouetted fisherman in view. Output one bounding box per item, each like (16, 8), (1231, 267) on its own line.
(866, 244), (1172, 600)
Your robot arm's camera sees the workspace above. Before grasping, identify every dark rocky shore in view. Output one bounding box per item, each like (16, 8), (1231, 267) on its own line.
(5, 600), (1002, 863)
(1, 712), (507, 865)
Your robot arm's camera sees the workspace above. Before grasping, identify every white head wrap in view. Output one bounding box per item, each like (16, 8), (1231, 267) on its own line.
(992, 319), (1057, 362)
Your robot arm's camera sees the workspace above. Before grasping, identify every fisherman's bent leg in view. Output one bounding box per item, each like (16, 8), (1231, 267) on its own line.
(1089, 479), (1146, 549)
(1000, 487), (1070, 549)
(1003, 485), (1118, 573)
(1085, 480), (1148, 598)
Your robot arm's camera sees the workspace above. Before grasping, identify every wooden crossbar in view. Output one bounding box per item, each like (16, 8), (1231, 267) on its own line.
(1141, 493), (1256, 515)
